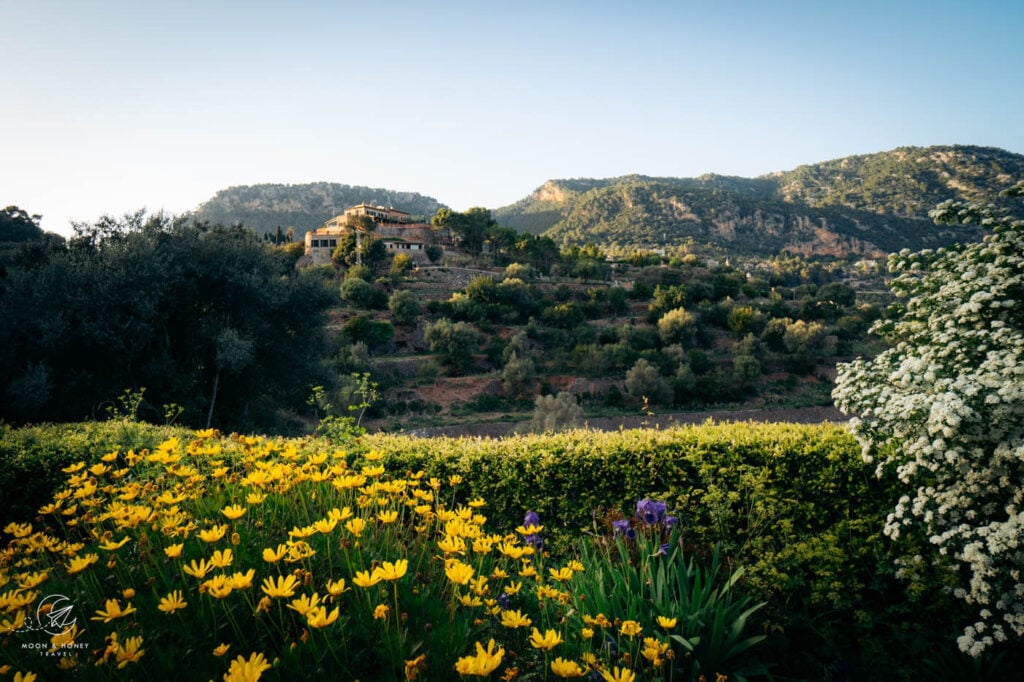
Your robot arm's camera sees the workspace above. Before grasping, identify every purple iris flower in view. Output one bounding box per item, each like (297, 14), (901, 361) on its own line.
(612, 518), (638, 540)
(636, 498), (668, 525)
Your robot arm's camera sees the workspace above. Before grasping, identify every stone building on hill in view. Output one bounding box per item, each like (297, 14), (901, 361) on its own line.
(303, 203), (452, 265)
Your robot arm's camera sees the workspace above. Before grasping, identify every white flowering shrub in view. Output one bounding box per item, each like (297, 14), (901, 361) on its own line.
(833, 182), (1024, 656)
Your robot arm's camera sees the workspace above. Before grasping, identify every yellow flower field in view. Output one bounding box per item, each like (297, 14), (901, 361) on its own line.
(0, 430), (765, 680)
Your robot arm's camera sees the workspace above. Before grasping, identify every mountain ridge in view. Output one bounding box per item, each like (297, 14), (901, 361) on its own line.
(192, 181), (447, 236)
(192, 145), (1023, 257)
(494, 145), (1023, 257)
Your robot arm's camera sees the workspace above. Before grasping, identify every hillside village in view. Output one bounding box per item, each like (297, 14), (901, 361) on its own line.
(283, 198), (900, 435)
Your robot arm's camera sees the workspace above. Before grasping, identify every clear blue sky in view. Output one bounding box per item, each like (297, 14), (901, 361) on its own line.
(3, 0), (1022, 236)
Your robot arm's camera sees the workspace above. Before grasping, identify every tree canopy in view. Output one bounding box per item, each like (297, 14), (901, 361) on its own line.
(0, 212), (333, 432)
(432, 207), (496, 255)
(0, 206), (44, 243)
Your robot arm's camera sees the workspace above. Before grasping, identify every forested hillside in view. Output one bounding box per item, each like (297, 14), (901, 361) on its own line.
(771, 145), (1024, 215)
(193, 182), (446, 236)
(495, 145), (1023, 256)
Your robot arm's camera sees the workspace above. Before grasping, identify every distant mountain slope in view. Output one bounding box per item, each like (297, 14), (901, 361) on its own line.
(770, 145), (1023, 216)
(495, 145), (1024, 257)
(193, 183), (447, 236)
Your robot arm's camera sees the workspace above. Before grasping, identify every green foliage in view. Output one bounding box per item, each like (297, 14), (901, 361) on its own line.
(424, 318), (480, 373)
(424, 243), (443, 263)
(331, 231), (357, 265)
(389, 252), (414, 278)
(307, 374), (378, 444)
(625, 358), (672, 406)
(431, 206), (496, 255)
(782, 319), (834, 373)
(528, 391), (583, 432)
(503, 262), (534, 281)
(340, 277), (386, 309)
(341, 315), (394, 348)
(649, 284), (688, 321)
(0, 205), (44, 243)
(0, 213), (332, 431)
(2, 420), (1017, 678)
(387, 289), (420, 326)
(727, 305), (762, 336)
(657, 307), (697, 345)
(501, 351), (535, 399)
(0, 420), (188, 527)
(572, 529), (767, 680)
(366, 422), (990, 679)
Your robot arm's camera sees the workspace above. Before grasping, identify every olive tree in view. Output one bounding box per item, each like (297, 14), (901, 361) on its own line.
(833, 182), (1024, 656)
(424, 318), (479, 374)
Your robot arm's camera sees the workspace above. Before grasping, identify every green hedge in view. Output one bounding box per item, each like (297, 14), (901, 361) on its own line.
(364, 424), (1000, 680)
(1, 420), (1015, 679)
(0, 420), (188, 527)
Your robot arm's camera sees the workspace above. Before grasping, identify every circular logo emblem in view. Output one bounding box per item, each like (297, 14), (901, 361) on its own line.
(36, 593), (77, 636)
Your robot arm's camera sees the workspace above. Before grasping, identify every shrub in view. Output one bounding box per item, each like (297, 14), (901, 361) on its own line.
(504, 262), (533, 281)
(2, 422), (1006, 679)
(834, 184), (1024, 656)
(528, 391), (583, 432)
(0, 420), (187, 527)
(501, 351), (536, 399)
(387, 289), (420, 326)
(782, 319), (834, 373)
(657, 307), (696, 345)
(340, 277), (385, 309)
(424, 318), (480, 373)
(341, 315), (394, 349)
(625, 358), (672, 406)
(389, 252), (414, 278)
(424, 244), (443, 263)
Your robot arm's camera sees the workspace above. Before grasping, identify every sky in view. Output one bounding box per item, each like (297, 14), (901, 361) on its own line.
(2, 0), (1022, 237)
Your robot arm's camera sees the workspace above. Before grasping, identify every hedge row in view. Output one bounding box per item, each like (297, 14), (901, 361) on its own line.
(2, 420), (1012, 678)
(0, 420), (189, 527)
(363, 424), (987, 679)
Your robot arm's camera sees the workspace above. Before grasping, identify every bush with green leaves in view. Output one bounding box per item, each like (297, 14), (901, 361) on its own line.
(0, 420), (188, 527)
(657, 306), (697, 345)
(367, 422), (1007, 679)
(625, 358), (672, 406)
(501, 351), (536, 400)
(0, 213), (331, 430)
(528, 391), (583, 432)
(340, 277), (386, 309)
(424, 318), (480, 374)
(387, 289), (420, 326)
(4, 419), (1016, 677)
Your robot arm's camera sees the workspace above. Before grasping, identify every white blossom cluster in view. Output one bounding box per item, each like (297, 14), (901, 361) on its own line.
(833, 183), (1024, 656)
